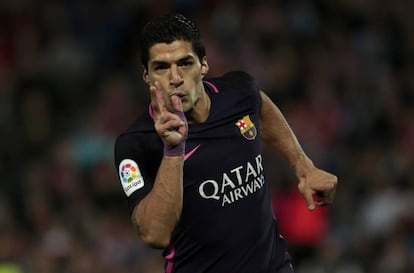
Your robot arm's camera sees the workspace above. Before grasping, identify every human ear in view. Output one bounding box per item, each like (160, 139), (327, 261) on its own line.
(200, 56), (209, 78)
(142, 67), (150, 84)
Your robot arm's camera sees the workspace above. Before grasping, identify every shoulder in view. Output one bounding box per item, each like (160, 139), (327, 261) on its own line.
(115, 114), (150, 147)
(203, 71), (262, 117)
(204, 70), (260, 100)
(211, 70), (258, 91)
(114, 110), (159, 164)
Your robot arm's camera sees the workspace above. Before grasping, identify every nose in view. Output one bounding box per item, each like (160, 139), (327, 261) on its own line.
(169, 65), (183, 87)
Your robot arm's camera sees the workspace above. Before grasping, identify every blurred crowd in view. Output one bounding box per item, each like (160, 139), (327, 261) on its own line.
(0, 0), (413, 272)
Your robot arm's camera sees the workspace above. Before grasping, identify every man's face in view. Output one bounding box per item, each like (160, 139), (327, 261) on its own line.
(143, 40), (209, 113)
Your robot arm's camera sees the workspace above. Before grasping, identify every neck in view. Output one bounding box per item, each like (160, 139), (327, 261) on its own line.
(186, 87), (210, 124)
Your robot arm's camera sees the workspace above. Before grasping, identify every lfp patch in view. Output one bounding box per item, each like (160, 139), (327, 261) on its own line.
(235, 115), (257, 140)
(119, 159), (144, 196)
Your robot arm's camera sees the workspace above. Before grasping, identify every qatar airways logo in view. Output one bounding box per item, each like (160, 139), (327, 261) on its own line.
(198, 154), (265, 206)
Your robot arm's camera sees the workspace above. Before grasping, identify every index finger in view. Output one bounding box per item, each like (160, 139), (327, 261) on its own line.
(303, 189), (316, 211)
(150, 81), (165, 114)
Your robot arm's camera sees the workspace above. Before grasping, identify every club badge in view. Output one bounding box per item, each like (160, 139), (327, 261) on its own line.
(235, 115), (257, 140)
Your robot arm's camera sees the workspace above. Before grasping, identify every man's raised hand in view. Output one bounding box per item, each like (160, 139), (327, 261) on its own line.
(150, 81), (188, 156)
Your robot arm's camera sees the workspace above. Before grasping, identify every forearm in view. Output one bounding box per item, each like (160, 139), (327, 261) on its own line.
(260, 92), (315, 177)
(133, 156), (183, 249)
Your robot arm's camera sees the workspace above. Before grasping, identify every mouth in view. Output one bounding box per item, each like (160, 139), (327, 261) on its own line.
(171, 91), (186, 99)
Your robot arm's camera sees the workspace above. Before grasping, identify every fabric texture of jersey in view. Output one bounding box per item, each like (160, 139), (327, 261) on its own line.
(114, 71), (291, 273)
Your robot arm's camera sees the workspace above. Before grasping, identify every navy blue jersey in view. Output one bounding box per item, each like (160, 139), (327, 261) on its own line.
(115, 71), (291, 273)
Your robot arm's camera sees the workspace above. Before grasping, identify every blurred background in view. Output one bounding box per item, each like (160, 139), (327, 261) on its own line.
(0, 0), (413, 272)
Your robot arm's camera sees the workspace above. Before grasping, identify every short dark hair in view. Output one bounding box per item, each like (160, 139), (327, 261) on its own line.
(140, 14), (206, 69)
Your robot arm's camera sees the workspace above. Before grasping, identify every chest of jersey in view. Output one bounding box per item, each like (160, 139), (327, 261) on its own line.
(172, 110), (272, 253)
(182, 110), (264, 205)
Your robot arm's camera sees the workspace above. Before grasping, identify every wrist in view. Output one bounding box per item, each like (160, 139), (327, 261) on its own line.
(293, 155), (315, 178)
(163, 141), (186, 157)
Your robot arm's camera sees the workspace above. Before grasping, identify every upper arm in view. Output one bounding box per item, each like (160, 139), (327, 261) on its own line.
(259, 91), (282, 142)
(114, 134), (157, 215)
(258, 90), (309, 170)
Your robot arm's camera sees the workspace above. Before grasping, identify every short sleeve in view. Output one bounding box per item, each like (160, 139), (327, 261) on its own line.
(114, 132), (161, 215)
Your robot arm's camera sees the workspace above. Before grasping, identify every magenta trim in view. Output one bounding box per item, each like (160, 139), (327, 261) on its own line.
(203, 80), (219, 93)
(165, 245), (175, 273)
(184, 144), (201, 161)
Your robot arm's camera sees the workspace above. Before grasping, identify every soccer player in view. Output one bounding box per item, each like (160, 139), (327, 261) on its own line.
(114, 13), (337, 273)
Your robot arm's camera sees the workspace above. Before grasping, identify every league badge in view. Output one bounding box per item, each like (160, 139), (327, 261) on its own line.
(235, 115), (257, 140)
(119, 159), (144, 196)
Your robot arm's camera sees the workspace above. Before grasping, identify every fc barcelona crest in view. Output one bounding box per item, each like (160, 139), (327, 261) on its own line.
(235, 115), (257, 140)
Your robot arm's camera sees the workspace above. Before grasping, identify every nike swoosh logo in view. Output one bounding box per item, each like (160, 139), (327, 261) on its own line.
(184, 144), (201, 161)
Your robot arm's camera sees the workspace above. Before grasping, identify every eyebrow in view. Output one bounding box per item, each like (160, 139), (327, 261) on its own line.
(151, 55), (196, 66)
